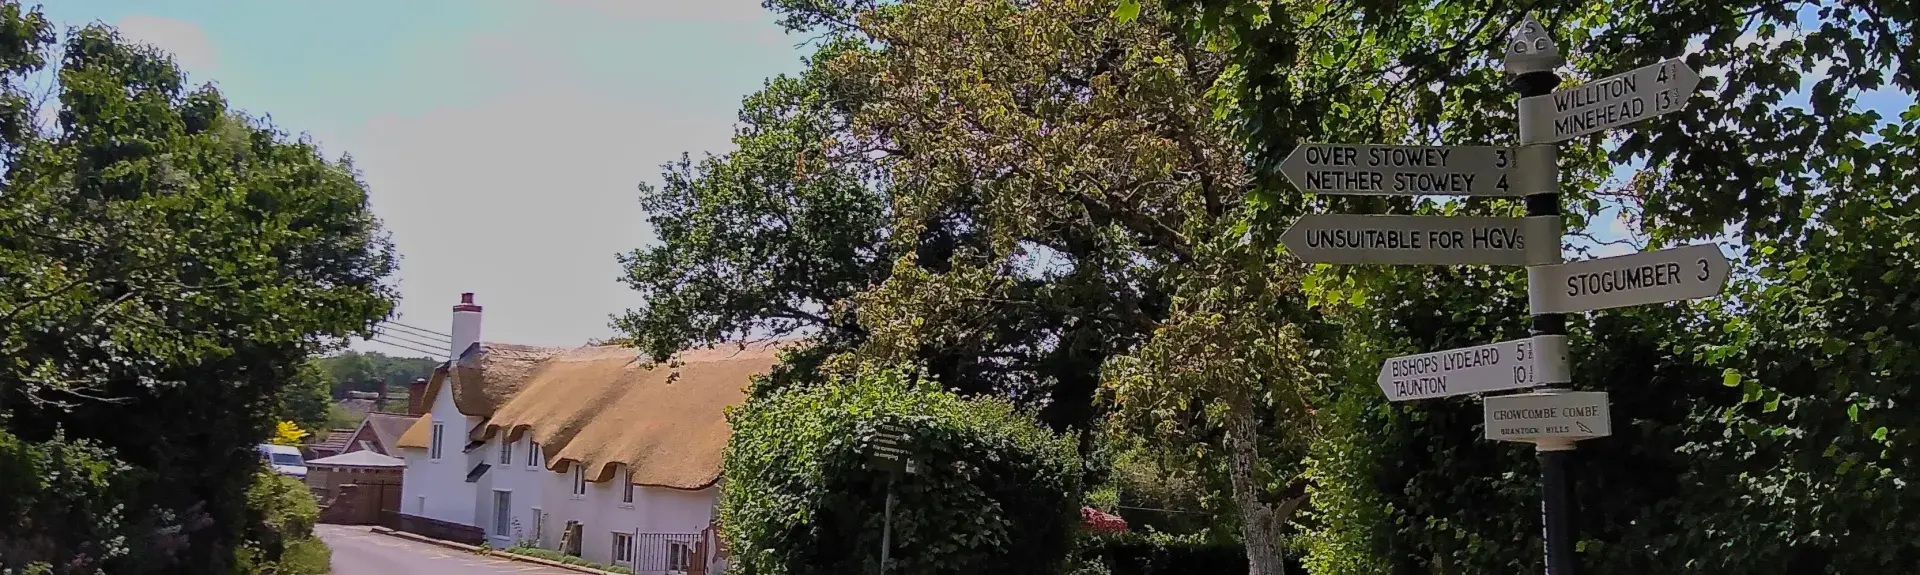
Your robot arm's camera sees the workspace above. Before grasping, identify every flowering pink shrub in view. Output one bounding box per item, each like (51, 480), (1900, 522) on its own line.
(1080, 506), (1128, 535)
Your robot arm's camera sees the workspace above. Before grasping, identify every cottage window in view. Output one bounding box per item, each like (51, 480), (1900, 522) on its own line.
(621, 468), (635, 504)
(492, 490), (512, 536)
(429, 422), (445, 460)
(571, 463), (587, 497)
(611, 532), (634, 566)
(527, 441), (541, 469)
(498, 438), (513, 465)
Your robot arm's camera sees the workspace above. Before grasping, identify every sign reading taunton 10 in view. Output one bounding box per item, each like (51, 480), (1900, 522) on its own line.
(1376, 336), (1569, 402)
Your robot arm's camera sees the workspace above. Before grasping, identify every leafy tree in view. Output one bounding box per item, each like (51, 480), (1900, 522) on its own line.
(277, 364), (333, 433)
(310, 351), (435, 398)
(721, 367), (1081, 575)
(0, 5), (398, 572)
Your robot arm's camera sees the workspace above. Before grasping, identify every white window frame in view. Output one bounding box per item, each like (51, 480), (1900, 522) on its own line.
(668, 540), (693, 574)
(529, 507), (544, 544)
(526, 441), (541, 469)
(570, 463), (587, 498)
(611, 532), (634, 566)
(415, 495), (426, 514)
(498, 437), (513, 465)
(492, 490), (512, 536)
(429, 422), (445, 460)
(621, 468), (635, 506)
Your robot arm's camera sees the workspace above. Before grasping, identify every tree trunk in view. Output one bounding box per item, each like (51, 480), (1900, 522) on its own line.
(1227, 397), (1287, 575)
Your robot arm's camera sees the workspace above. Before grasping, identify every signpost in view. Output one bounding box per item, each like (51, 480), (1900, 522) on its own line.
(1519, 59), (1701, 145)
(1282, 214), (1541, 266)
(1277, 14), (1716, 575)
(1376, 336), (1570, 401)
(1528, 243), (1730, 314)
(866, 423), (914, 575)
(1484, 391), (1613, 443)
(1281, 143), (1523, 196)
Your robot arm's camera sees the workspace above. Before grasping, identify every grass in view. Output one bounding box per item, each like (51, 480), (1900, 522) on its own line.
(502, 544), (634, 574)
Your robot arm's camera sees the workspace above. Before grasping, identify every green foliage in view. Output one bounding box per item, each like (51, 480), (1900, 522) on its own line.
(277, 364), (333, 433)
(720, 368), (1082, 575)
(0, 4), (399, 572)
(0, 429), (131, 574)
(502, 544), (634, 574)
(1074, 532), (1255, 575)
(310, 351), (436, 398)
(233, 472), (326, 575)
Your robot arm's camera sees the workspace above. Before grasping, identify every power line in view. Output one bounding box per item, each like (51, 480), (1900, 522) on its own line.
(372, 328), (450, 352)
(382, 320), (452, 340)
(365, 336), (446, 359)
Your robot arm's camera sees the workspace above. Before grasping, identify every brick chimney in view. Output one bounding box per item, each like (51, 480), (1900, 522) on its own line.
(451, 292), (483, 359)
(408, 377), (430, 415)
(376, 379), (389, 412)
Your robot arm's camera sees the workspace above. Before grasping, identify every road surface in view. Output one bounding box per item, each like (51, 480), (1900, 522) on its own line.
(315, 524), (578, 575)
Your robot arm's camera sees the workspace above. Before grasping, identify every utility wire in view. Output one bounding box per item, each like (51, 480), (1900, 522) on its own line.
(371, 328), (450, 352)
(366, 336), (446, 359)
(382, 320), (452, 339)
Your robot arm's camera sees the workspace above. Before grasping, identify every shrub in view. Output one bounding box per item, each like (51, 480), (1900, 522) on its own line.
(1074, 531), (1250, 575)
(721, 368), (1082, 575)
(0, 430), (132, 574)
(234, 472), (327, 574)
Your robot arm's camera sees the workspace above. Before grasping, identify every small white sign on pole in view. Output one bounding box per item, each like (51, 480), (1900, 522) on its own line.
(1529, 243), (1730, 314)
(1280, 144), (1523, 196)
(1281, 215), (1534, 266)
(1483, 391), (1612, 442)
(1377, 335), (1570, 402)
(1519, 59), (1701, 144)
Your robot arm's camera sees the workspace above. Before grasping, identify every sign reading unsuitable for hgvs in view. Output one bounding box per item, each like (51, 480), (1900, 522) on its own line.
(1280, 144), (1521, 196)
(1281, 215), (1530, 266)
(1529, 243), (1730, 314)
(1377, 336), (1569, 402)
(1520, 59), (1701, 144)
(1483, 391), (1612, 442)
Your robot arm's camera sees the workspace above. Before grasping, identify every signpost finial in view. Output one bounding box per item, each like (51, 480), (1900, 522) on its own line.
(1504, 15), (1564, 74)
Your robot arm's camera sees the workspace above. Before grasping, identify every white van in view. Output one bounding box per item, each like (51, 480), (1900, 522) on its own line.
(258, 444), (308, 479)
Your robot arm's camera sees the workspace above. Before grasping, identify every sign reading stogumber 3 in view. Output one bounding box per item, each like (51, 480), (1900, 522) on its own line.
(1529, 243), (1729, 314)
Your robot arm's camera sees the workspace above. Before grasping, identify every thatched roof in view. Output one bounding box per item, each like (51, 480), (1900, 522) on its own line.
(483, 343), (782, 490)
(394, 340), (786, 490)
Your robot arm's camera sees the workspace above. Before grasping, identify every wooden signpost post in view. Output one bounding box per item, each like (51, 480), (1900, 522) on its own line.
(1279, 14), (1715, 575)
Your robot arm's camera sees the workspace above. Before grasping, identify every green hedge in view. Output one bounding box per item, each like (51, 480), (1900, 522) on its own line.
(235, 472), (329, 575)
(1072, 533), (1251, 575)
(721, 368), (1082, 575)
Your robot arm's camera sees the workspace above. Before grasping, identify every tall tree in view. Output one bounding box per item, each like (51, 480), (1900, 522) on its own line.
(0, 6), (398, 572)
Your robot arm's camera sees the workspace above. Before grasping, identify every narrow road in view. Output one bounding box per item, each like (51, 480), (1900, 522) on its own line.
(315, 524), (578, 575)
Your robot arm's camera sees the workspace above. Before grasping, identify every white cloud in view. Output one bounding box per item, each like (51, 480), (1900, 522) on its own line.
(114, 15), (218, 76)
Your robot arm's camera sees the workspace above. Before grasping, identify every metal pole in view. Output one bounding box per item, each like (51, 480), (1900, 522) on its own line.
(1507, 16), (1577, 575)
(880, 472), (895, 575)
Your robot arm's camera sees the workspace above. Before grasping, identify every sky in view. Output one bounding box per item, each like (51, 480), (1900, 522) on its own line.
(41, 0), (810, 358)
